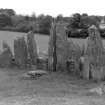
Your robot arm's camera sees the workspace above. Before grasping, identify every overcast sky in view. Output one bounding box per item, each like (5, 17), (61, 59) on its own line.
(0, 0), (105, 16)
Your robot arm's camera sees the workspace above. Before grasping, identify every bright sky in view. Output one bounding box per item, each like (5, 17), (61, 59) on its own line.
(0, 0), (105, 16)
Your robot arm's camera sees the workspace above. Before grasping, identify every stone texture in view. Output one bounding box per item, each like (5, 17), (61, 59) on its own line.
(0, 41), (13, 67)
(27, 31), (38, 65)
(48, 22), (57, 71)
(82, 56), (90, 79)
(48, 22), (82, 72)
(14, 37), (28, 68)
(56, 23), (68, 71)
(83, 25), (105, 80)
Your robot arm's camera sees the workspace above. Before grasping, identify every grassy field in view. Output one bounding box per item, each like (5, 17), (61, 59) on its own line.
(0, 31), (105, 104)
(0, 30), (105, 54)
(0, 31), (49, 54)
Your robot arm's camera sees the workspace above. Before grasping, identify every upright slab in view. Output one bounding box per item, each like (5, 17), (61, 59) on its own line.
(48, 22), (57, 71)
(48, 22), (82, 72)
(0, 41), (13, 67)
(56, 23), (68, 71)
(27, 31), (38, 65)
(14, 37), (28, 68)
(84, 25), (105, 80)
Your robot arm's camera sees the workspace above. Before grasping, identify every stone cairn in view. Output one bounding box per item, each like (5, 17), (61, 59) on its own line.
(14, 37), (28, 68)
(0, 41), (13, 67)
(81, 25), (105, 81)
(27, 31), (38, 65)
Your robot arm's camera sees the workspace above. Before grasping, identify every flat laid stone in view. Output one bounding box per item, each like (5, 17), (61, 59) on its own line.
(27, 70), (48, 76)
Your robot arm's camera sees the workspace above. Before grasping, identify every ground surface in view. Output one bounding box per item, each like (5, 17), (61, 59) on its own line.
(0, 68), (104, 105)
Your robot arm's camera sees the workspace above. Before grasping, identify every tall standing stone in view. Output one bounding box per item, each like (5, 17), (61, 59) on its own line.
(0, 41), (13, 67)
(83, 25), (105, 80)
(56, 23), (68, 71)
(48, 21), (57, 71)
(48, 22), (82, 72)
(27, 31), (38, 65)
(14, 37), (28, 68)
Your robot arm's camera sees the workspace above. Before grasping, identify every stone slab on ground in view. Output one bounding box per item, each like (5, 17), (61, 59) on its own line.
(22, 70), (48, 79)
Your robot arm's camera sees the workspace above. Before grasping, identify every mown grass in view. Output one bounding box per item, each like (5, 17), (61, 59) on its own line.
(0, 31), (49, 54)
(0, 31), (105, 54)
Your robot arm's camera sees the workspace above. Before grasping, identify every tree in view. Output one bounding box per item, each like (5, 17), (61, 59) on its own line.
(31, 12), (36, 21)
(0, 9), (15, 16)
(56, 14), (63, 22)
(38, 15), (52, 34)
(69, 13), (81, 29)
(0, 14), (12, 27)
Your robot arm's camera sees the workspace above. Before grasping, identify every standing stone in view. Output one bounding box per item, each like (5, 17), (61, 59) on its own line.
(0, 41), (13, 67)
(48, 22), (82, 72)
(48, 21), (57, 71)
(14, 37), (28, 68)
(84, 25), (105, 80)
(82, 56), (90, 79)
(27, 31), (38, 65)
(56, 23), (68, 71)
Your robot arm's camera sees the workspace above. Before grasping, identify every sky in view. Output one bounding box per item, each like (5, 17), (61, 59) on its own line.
(0, 0), (105, 17)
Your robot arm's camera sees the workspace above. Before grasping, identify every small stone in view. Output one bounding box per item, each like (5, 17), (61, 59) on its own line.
(27, 70), (47, 75)
(89, 87), (103, 96)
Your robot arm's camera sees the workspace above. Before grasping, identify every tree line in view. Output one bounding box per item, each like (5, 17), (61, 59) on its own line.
(0, 9), (104, 37)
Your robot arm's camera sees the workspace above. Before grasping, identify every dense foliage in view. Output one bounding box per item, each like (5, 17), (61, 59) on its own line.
(0, 9), (105, 37)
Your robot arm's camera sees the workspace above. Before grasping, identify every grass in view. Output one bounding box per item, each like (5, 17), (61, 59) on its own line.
(0, 30), (105, 54)
(0, 31), (105, 104)
(0, 31), (49, 54)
